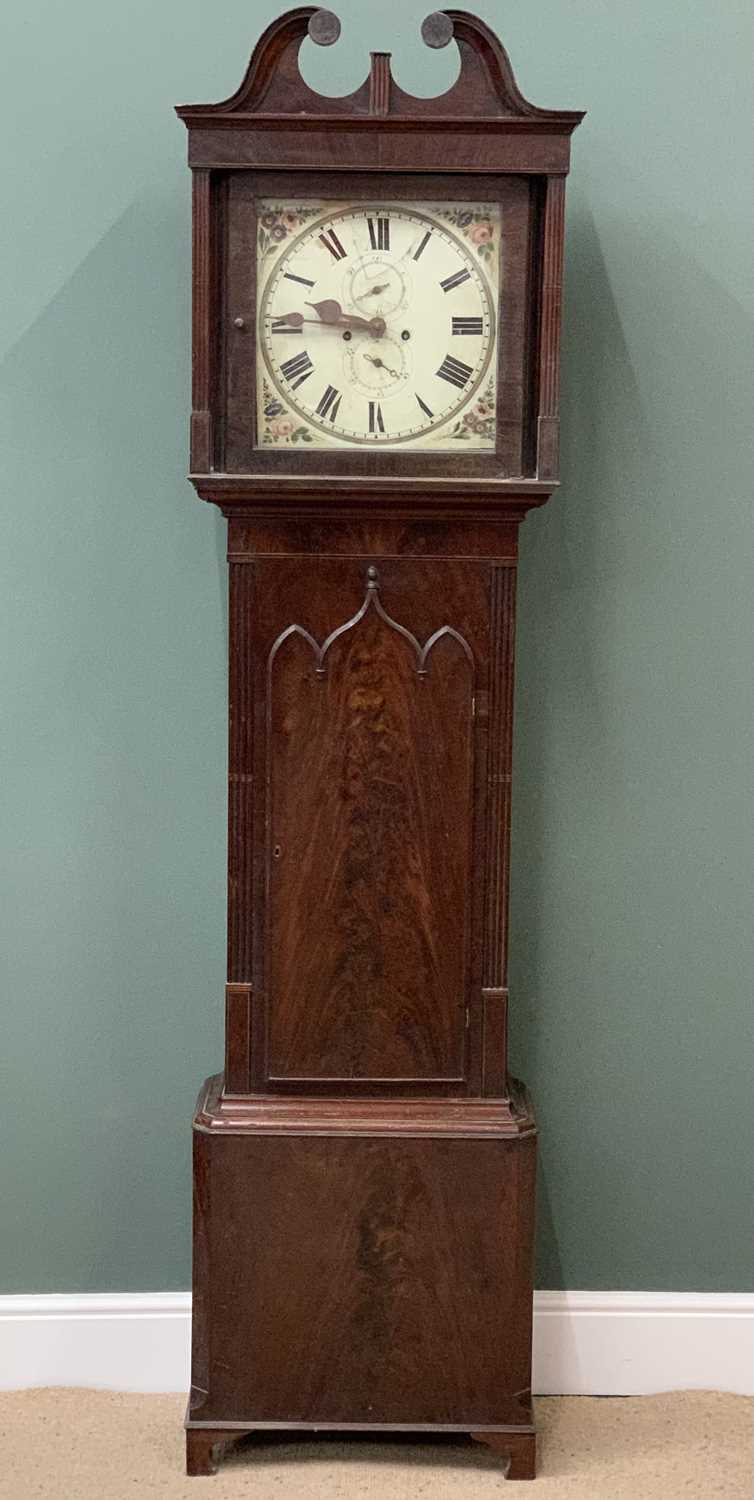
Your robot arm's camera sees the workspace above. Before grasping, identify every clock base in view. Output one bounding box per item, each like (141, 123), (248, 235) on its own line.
(185, 1421), (536, 1479)
(187, 1075), (537, 1478)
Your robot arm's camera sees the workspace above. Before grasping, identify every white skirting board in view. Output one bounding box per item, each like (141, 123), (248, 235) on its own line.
(0, 1291), (751, 1396)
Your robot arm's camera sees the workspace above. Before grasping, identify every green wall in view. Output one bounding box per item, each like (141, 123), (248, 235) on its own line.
(1, 0), (751, 1293)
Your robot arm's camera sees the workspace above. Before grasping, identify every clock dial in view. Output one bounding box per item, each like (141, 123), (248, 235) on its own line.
(256, 202), (500, 450)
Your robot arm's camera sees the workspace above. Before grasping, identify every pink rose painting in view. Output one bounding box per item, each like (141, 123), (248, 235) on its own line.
(441, 206), (497, 262)
(269, 416), (295, 440)
(261, 385), (314, 445)
(264, 412), (314, 444)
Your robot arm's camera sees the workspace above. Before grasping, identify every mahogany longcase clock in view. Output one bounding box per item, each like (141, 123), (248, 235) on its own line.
(176, 9), (582, 1480)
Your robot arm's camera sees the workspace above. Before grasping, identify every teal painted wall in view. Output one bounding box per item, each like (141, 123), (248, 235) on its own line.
(1, 1), (751, 1293)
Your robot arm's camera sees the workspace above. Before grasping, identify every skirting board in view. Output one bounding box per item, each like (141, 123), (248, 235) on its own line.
(0, 1292), (751, 1397)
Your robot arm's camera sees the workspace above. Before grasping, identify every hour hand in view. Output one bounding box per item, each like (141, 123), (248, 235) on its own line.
(272, 311), (305, 329)
(272, 310), (350, 331)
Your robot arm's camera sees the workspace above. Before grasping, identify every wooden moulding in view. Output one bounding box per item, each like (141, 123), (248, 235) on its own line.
(193, 1073), (536, 1138)
(185, 128), (574, 174)
(190, 475), (559, 532)
(190, 475), (557, 510)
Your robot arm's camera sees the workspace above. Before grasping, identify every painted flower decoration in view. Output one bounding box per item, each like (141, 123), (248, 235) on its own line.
(439, 206), (497, 262)
(257, 203), (321, 258)
(260, 381), (314, 445)
(449, 376), (496, 442)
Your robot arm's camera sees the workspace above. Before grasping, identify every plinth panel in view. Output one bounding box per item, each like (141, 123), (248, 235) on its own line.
(190, 1107), (536, 1428)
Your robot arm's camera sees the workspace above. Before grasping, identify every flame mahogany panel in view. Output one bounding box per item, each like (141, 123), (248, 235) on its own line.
(242, 554), (493, 1095)
(267, 604), (473, 1086)
(190, 1112), (536, 1428)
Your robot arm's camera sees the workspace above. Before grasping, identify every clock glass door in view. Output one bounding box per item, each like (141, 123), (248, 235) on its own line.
(256, 199), (501, 451)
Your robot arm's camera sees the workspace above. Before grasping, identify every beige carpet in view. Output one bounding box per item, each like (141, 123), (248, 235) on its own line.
(0, 1390), (749, 1498)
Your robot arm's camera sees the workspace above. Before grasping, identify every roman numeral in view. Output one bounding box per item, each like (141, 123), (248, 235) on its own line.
(436, 354), (473, 390)
(413, 230), (432, 261)
(283, 271), (315, 288)
(368, 401), (385, 435)
(319, 228), (347, 261)
(440, 267), (471, 294)
(367, 217), (390, 251)
(416, 393), (434, 419)
(315, 384), (341, 422)
(270, 316), (302, 334)
(280, 350), (314, 390)
(452, 316), (484, 336)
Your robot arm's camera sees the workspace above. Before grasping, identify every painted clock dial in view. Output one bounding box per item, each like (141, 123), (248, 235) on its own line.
(256, 201), (500, 450)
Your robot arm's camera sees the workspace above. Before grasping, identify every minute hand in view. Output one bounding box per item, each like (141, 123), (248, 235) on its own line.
(306, 299), (385, 336)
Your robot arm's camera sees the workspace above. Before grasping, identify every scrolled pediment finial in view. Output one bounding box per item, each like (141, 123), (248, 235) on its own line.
(421, 12), (454, 49)
(308, 9), (340, 46)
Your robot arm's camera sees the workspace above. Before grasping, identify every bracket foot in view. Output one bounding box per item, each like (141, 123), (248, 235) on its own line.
(471, 1428), (536, 1479)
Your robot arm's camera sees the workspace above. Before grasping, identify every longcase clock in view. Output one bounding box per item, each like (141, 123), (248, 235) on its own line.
(176, 9), (582, 1481)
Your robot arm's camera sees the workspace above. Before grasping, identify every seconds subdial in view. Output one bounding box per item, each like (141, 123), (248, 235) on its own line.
(345, 332), (409, 398)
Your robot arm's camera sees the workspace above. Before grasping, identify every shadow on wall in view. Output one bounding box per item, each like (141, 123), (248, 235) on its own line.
(0, 189), (227, 1290)
(507, 191), (752, 1286)
(508, 201), (649, 1288)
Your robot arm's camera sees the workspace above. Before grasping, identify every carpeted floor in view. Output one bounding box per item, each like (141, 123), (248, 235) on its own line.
(0, 1389), (749, 1498)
